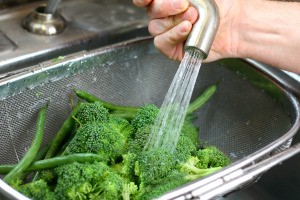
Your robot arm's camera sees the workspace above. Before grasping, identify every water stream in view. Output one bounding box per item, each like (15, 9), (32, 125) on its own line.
(145, 48), (204, 153)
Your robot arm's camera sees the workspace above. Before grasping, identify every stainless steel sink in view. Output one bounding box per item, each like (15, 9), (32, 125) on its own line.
(220, 132), (300, 200)
(0, 0), (149, 76)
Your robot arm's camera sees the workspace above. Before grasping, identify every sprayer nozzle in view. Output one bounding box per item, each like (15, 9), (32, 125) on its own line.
(185, 0), (220, 59)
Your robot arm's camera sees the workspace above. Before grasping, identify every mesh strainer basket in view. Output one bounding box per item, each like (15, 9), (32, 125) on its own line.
(0, 37), (299, 200)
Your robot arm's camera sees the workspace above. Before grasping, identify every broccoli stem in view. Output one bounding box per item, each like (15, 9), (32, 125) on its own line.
(44, 102), (82, 159)
(3, 104), (48, 184)
(185, 167), (222, 180)
(187, 84), (217, 115)
(0, 154), (105, 174)
(186, 164), (222, 175)
(74, 89), (140, 113)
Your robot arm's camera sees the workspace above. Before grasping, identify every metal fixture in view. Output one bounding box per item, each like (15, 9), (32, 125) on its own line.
(185, 0), (220, 59)
(22, 5), (66, 35)
(45, 0), (62, 14)
(0, 0), (148, 75)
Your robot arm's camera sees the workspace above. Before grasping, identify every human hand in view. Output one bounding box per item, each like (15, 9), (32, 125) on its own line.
(133, 0), (243, 62)
(135, 0), (300, 73)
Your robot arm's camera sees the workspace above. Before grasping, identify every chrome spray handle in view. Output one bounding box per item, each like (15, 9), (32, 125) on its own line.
(185, 0), (220, 59)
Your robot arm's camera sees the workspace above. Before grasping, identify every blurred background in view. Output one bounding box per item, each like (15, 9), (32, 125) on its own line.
(0, 0), (40, 9)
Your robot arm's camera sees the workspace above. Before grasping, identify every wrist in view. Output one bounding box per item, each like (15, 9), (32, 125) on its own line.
(235, 0), (261, 59)
(236, 0), (300, 72)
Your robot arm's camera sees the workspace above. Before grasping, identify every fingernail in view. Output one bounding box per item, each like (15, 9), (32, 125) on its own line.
(171, 0), (187, 10)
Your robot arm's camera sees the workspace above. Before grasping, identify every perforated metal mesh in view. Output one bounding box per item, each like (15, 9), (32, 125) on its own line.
(0, 38), (297, 199)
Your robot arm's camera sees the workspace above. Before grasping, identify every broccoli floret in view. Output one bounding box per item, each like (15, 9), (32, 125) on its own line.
(122, 182), (138, 200)
(64, 122), (126, 162)
(38, 169), (56, 183)
(174, 135), (197, 162)
(17, 179), (55, 200)
(137, 147), (230, 200)
(180, 156), (222, 180)
(128, 123), (197, 160)
(134, 147), (178, 186)
(112, 152), (137, 180)
(54, 161), (109, 199)
(138, 172), (189, 200)
(108, 115), (133, 139)
(181, 118), (199, 146)
(98, 171), (124, 200)
(75, 101), (109, 125)
(196, 146), (231, 168)
(131, 104), (159, 131)
(54, 161), (135, 200)
(127, 125), (151, 154)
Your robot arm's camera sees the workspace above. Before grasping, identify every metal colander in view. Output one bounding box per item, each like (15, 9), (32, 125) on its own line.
(0, 37), (299, 200)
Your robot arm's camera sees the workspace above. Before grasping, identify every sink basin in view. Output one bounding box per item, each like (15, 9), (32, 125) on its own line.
(221, 133), (300, 200)
(0, 0), (149, 76)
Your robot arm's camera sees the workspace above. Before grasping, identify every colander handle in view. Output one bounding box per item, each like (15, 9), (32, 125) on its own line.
(191, 143), (300, 200)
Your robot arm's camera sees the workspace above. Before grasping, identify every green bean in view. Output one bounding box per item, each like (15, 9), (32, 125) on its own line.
(44, 102), (82, 159)
(74, 89), (140, 113)
(19, 141), (51, 181)
(3, 104), (48, 184)
(187, 84), (217, 115)
(0, 154), (105, 174)
(110, 110), (138, 121)
(75, 84), (216, 121)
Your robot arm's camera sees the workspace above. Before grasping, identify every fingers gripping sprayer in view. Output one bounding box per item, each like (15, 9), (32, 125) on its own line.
(185, 0), (220, 59)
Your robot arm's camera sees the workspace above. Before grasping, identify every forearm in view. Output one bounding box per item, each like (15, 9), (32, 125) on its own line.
(238, 0), (300, 73)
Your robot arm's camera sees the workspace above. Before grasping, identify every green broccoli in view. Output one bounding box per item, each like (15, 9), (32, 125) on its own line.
(121, 182), (138, 200)
(75, 101), (109, 125)
(127, 120), (197, 157)
(112, 152), (137, 180)
(127, 105), (159, 155)
(174, 135), (197, 162)
(131, 104), (159, 131)
(16, 179), (55, 200)
(98, 171), (125, 200)
(54, 160), (138, 200)
(180, 156), (222, 180)
(108, 115), (134, 140)
(196, 146), (231, 168)
(54, 161), (109, 199)
(64, 122), (127, 162)
(127, 125), (151, 155)
(180, 118), (199, 146)
(38, 169), (56, 183)
(136, 171), (189, 200)
(134, 147), (178, 186)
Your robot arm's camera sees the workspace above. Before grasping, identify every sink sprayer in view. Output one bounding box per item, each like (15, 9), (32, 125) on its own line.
(185, 0), (220, 59)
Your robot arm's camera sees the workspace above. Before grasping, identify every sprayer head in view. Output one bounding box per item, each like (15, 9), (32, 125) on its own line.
(185, 0), (220, 59)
